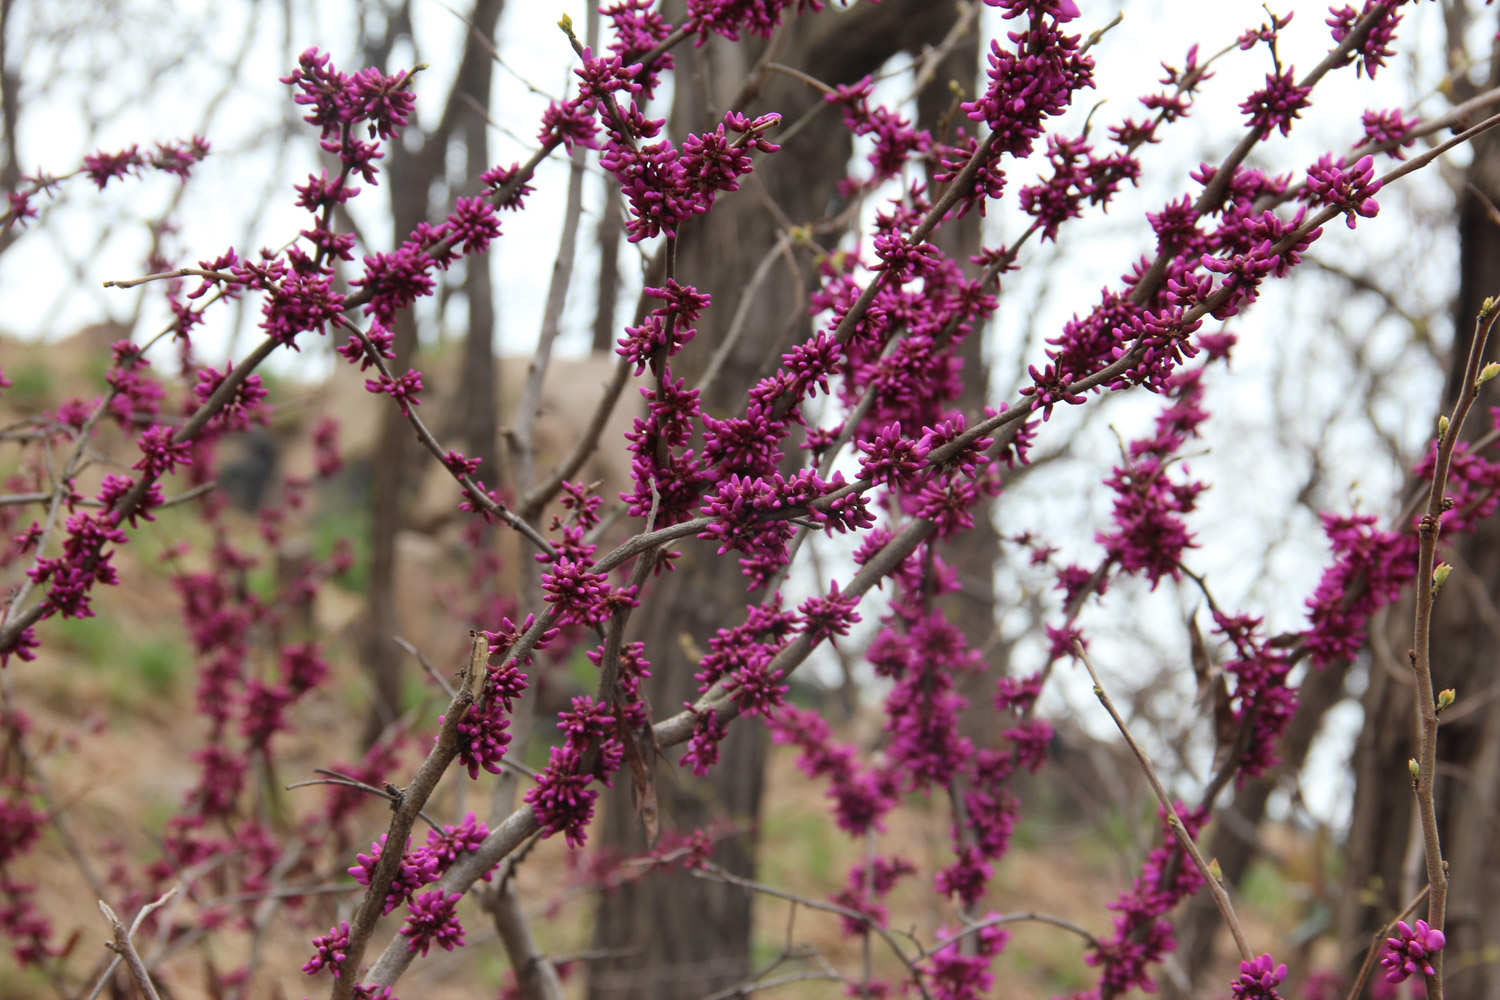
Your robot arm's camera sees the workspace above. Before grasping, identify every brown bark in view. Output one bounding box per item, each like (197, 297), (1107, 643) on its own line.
(455, 1), (504, 487)
(592, 183), (623, 355)
(586, 5), (969, 997)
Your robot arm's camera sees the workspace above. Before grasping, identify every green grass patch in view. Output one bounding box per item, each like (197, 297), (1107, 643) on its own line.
(129, 636), (187, 695)
(51, 612), (121, 665)
(1240, 858), (1296, 919)
(760, 808), (838, 892)
(50, 614), (189, 704)
(1003, 931), (1093, 992)
(4, 360), (54, 410)
(311, 506), (369, 593)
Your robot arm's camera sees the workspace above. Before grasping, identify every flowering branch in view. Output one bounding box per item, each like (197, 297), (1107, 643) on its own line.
(1404, 296), (1500, 998)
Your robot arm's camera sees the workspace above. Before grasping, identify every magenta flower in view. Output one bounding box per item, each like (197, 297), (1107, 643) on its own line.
(449, 693), (514, 779)
(1301, 153), (1381, 229)
(1360, 107), (1417, 158)
(1240, 69), (1312, 139)
(302, 921), (350, 977)
(1381, 919), (1445, 983)
(1231, 953), (1287, 999)
(82, 146), (142, 189)
(1327, 2), (1403, 79)
(525, 744), (602, 848)
(401, 889), (465, 956)
(680, 708), (725, 776)
(419, 812), (490, 876)
(348, 835), (441, 914)
(364, 368), (424, 417)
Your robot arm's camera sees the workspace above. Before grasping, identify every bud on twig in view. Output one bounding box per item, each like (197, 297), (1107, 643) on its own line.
(1477, 361), (1500, 387)
(1437, 688), (1455, 713)
(1432, 562), (1452, 593)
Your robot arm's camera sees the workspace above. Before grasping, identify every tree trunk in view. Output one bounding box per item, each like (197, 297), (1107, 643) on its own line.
(455, 1), (503, 488)
(587, 6), (968, 997)
(358, 0), (505, 746)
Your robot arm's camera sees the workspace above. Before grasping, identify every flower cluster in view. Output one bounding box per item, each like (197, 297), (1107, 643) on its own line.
(83, 136), (212, 189)
(699, 469), (871, 588)
(524, 694), (625, 848)
(617, 278), (711, 374)
(694, 596), (798, 721)
(0, 728), (51, 964)
(1381, 918), (1445, 984)
(1301, 153), (1382, 229)
(2, 135), (208, 232)
(1231, 953), (1288, 1000)
(1083, 804), (1208, 993)
(924, 919), (1010, 1000)
(1327, 1), (1404, 79)
(829, 855), (915, 934)
(303, 921), (351, 978)
(348, 835), (441, 915)
(769, 705), (898, 835)
(401, 889), (465, 956)
(596, 92), (781, 241)
(280, 47), (417, 175)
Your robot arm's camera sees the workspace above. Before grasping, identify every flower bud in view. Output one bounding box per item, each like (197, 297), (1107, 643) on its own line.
(1437, 688), (1455, 713)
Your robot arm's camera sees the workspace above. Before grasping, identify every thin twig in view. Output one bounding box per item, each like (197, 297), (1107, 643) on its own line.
(919, 910), (1103, 957)
(92, 889), (177, 1000)
(1403, 296), (1500, 997)
(689, 862), (933, 1000)
(284, 769), (444, 833)
(393, 635), (456, 699)
(1073, 640), (1253, 962)
(1342, 885), (1429, 1000)
(329, 633), (491, 1000)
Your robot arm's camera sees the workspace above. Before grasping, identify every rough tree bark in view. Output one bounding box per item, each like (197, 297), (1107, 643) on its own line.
(587, 5), (975, 997)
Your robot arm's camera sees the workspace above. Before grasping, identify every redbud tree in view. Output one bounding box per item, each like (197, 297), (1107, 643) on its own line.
(0, 2), (1494, 999)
